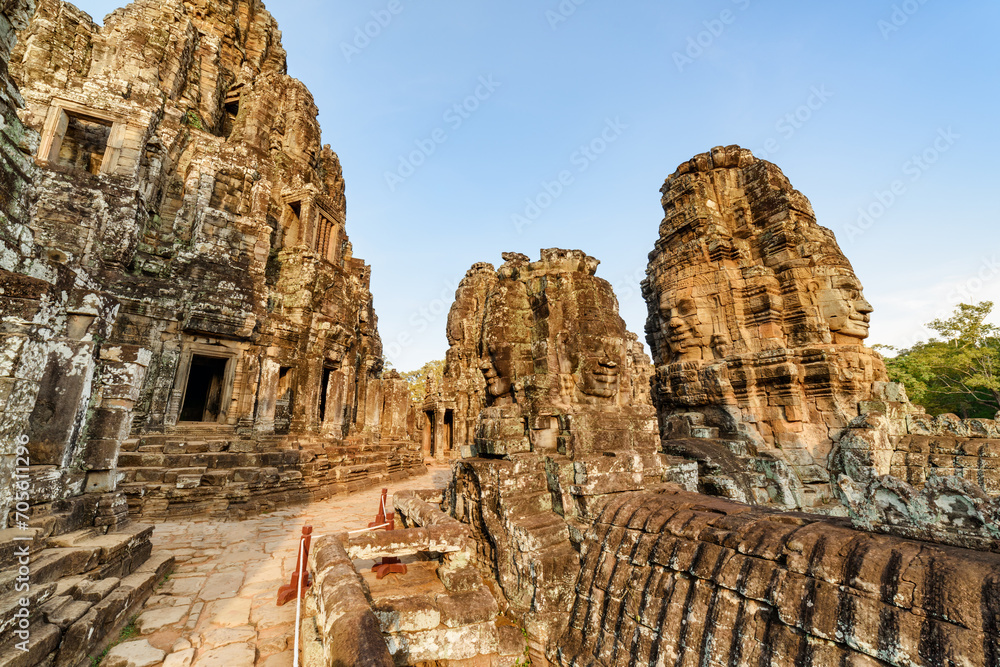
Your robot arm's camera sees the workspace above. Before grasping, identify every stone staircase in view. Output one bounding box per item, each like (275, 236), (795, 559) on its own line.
(0, 524), (173, 667)
(118, 432), (426, 521)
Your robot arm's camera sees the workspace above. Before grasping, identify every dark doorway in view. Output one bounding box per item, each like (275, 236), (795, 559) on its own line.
(443, 409), (454, 452)
(275, 366), (294, 435)
(423, 410), (436, 457)
(318, 367), (333, 423)
(221, 85), (242, 139)
(180, 355), (229, 422)
(222, 100), (239, 139)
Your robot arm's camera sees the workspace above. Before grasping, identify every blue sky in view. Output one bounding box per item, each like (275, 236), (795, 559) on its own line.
(76, 0), (1000, 371)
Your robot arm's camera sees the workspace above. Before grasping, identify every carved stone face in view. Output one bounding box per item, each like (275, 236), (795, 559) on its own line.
(572, 338), (623, 398)
(478, 279), (531, 403)
(479, 356), (510, 398)
(665, 296), (706, 361)
(816, 272), (873, 340)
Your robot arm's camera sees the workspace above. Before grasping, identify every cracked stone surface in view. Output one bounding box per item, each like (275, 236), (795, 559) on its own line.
(130, 467), (449, 666)
(104, 640), (166, 667)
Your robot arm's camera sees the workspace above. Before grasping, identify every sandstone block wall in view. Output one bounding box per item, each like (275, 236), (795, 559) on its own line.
(643, 145), (888, 511)
(556, 488), (1000, 667)
(4, 0), (424, 526)
(303, 536), (395, 667)
(0, 3), (178, 664)
(831, 385), (1000, 551)
(436, 250), (699, 662)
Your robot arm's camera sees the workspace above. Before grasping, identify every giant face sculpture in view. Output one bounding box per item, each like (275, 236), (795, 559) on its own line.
(480, 353), (512, 399)
(643, 146), (891, 511)
(814, 270), (874, 341)
(566, 336), (624, 399)
(547, 270), (631, 402)
(478, 276), (532, 407)
(663, 293), (709, 362)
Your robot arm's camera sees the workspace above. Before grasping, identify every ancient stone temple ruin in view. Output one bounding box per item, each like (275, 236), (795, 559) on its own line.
(445, 250), (694, 652)
(416, 263), (497, 464)
(1, 0), (999, 665)
(7, 0), (424, 524)
(641, 146), (1000, 550)
(301, 162), (999, 665)
(641, 145), (888, 511)
(0, 0), (422, 664)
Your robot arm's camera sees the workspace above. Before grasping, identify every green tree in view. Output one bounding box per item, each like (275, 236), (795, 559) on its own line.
(399, 359), (446, 402)
(881, 301), (1000, 418)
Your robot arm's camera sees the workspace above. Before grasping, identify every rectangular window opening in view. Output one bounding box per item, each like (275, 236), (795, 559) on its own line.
(58, 112), (113, 175)
(179, 355), (229, 422)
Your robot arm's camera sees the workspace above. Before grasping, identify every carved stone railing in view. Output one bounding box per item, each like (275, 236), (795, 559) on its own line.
(304, 497), (524, 666)
(302, 535), (393, 667)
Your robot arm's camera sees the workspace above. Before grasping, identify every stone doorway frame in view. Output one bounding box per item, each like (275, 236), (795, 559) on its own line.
(169, 341), (240, 426)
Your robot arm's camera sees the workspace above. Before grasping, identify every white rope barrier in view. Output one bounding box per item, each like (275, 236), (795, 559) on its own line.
(347, 522), (390, 534)
(293, 534), (306, 667)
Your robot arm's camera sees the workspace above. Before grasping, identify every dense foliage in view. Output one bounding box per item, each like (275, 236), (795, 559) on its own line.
(879, 301), (1000, 418)
(398, 359), (446, 402)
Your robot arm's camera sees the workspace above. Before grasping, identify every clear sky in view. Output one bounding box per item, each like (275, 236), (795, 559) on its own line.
(75, 0), (1000, 372)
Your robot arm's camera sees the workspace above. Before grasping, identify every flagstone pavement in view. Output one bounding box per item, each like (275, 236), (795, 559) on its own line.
(101, 466), (452, 667)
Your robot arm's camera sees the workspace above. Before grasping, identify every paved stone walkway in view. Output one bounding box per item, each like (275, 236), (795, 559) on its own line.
(103, 467), (452, 667)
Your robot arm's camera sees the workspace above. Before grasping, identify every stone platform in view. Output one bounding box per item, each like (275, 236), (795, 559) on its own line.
(97, 467), (450, 667)
(118, 433), (426, 522)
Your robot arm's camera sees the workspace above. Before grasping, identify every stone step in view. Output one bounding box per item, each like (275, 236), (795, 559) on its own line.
(0, 528), (45, 571)
(0, 581), (58, 645)
(120, 438), (141, 453)
(119, 450), (303, 468)
(0, 553), (173, 667)
(45, 527), (100, 549)
(126, 467), (166, 483)
(29, 548), (103, 584)
(0, 621), (61, 667)
(24, 510), (77, 540)
(0, 571), (18, 600)
(50, 524), (153, 567)
(0, 541), (103, 600)
(162, 441), (213, 454)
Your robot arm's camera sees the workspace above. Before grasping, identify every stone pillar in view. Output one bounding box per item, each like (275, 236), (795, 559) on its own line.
(254, 358), (281, 434)
(80, 344), (152, 494)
